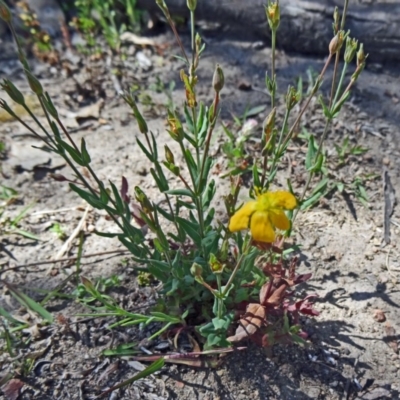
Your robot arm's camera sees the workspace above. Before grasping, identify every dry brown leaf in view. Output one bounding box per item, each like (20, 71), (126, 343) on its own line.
(120, 32), (156, 46)
(2, 378), (24, 400)
(265, 283), (288, 306)
(227, 303), (266, 342)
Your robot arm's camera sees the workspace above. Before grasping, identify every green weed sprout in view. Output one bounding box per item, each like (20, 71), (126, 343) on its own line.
(0, 0), (365, 352)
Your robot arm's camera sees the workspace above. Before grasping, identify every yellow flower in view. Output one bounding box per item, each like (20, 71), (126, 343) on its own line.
(229, 191), (297, 243)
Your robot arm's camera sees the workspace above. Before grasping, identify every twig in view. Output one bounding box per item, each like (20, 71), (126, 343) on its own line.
(0, 249), (131, 274)
(53, 205), (90, 262)
(31, 207), (79, 216)
(383, 168), (395, 245)
(391, 219), (400, 228)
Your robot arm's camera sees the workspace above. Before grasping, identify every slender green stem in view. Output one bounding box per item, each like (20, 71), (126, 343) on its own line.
(190, 10), (195, 67)
(164, 193), (180, 233)
(270, 29), (277, 109)
(216, 274), (223, 319)
(340, 0), (350, 29)
(195, 197), (205, 239)
(23, 104), (54, 144)
(165, 15), (189, 65)
(222, 240), (250, 297)
(6, 112), (55, 149)
(177, 141), (204, 238)
(198, 92), (219, 194)
(329, 0), (349, 108)
(178, 141), (196, 188)
(280, 54), (333, 152)
(265, 108), (290, 186)
(192, 107), (200, 166)
(54, 119), (144, 244)
(292, 117), (331, 223)
(329, 52), (341, 109)
(334, 75), (357, 107)
(148, 322), (173, 341)
(332, 63), (348, 106)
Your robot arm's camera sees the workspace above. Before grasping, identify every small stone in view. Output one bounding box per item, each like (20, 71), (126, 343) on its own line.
(382, 157), (390, 166)
(237, 79), (252, 91)
(373, 309), (386, 323)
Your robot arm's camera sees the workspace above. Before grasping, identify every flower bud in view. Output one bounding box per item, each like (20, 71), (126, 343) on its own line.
(195, 32), (202, 51)
(356, 43), (366, 68)
(190, 262), (203, 277)
(167, 110), (184, 141)
(262, 107), (276, 142)
(329, 31), (344, 55)
(25, 70), (43, 95)
(155, 0), (169, 15)
(352, 43), (367, 80)
(285, 86), (300, 111)
(180, 69), (197, 107)
(187, 0), (197, 12)
(164, 145), (175, 164)
(0, 1), (12, 23)
(344, 37), (358, 64)
(332, 6), (340, 34)
(123, 93), (148, 134)
(1, 80), (25, 105)
(265, 2), (280, 31)
(212, 64), (224, 93)
(209, 253), (224, 274)
(134, 186), (153, 213)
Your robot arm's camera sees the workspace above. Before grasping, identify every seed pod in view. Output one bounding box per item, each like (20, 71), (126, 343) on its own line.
(212, 64), (224, 93)
(0, 1), (12, 23)
(25, 70), (43, 96)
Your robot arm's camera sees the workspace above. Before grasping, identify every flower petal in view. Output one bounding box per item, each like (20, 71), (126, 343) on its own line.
(250, 211), (275, 243)
(264, 191), (297, 210)
(269, 210), (290, 230)
(229, 201), (257, 232)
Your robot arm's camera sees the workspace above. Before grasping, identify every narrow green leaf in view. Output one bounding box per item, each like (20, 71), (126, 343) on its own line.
(97, 358), (164, 397)
(11, 202), (35, 226)
(6, 284), (53, 323)
(245, 104), (266, 118)
(0, 306), (26, 326)
(110, 181), (124, 214)
(305, 135), (316, 170)
(58, 139), (84, 166)
(185, 149), (199, 183)
(253, 163), (261, 188)
(69, 184), (105, 209)
(318, 95), (331, 119)
(202, 179), (216, 209)
(176, 217), (202, 247)
(13, 229), (40, 241)
(80, 137), (91, 165)
(136, 138), (154, 162)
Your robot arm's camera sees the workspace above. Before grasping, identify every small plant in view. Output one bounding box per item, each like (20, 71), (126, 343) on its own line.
(15, 1), (58, 63)
(49, 222), (67, 240)
(334, 135), (368, 167)
(0, 200), (39, 241)
(297, 128), (371, 207)
(71, 0), (141, 53)
(0, 0), (366, 379)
